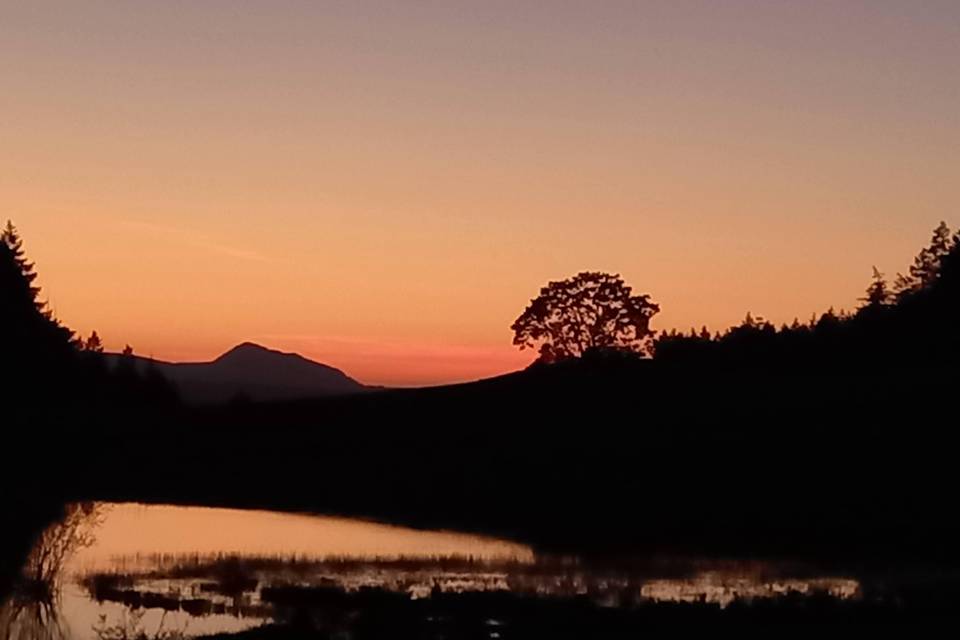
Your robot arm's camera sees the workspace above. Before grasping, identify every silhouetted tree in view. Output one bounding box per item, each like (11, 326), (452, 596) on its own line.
(25, 502), (104, 593)
(816, 307), (840, 328)
(511, 272), (660, 362)
(82, 331), (104, 353)
(656, 220), (960, 371)
(940, 228), (960, 285)
(2, 221), (178, 418)
(112, 344), (141, 395)
(2, 221), (41, 300)
(1, 222), (73, 343)
(892, 272), (916, 300)
(914, 221), (953, 283)
(860, 267), (892, 309)
(1, 221), (75, 390)
(895, 221), (955, 300)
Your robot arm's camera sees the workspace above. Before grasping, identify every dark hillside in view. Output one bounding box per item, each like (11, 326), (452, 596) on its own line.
(103, 342), (368, 404)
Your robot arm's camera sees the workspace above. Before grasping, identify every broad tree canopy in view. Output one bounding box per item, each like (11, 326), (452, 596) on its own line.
(511, 271), (660, 362)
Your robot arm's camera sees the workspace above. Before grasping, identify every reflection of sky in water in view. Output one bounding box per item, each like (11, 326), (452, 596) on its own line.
(4, 503), (863, 639)
(58, 583), (258, 639)
(640, 574), (861, 608)
(68, 503), (534, 573)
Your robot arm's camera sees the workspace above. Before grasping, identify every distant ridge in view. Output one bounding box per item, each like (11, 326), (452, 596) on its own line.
(105, 342), (369, 405)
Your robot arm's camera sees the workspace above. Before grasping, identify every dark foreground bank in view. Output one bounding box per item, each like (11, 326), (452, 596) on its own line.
(197, 587), (952, 638)
(8, 354), (960, 564)
(5, 356), (960, 636)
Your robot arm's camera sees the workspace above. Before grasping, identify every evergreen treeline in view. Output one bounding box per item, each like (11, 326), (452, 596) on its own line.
(5, 218), (959, 417)
(4, 219), (959, 571)
(655, 221), (960, 369)
(1, 221), (178, 420)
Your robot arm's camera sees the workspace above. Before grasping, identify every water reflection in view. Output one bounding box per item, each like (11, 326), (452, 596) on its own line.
(639, 572), (861, 608)
(1, 598), (64, 640)
(90, 609), (188, 640)
(25, 503), (105, 597)
(69, 504), (533, 573)
(3, 503), (867, 639)
(2, 503), (105, 640)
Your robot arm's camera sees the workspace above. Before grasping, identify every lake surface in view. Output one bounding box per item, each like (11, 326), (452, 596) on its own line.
(2, 502), (863, 639)
(69, 503), (535, 571)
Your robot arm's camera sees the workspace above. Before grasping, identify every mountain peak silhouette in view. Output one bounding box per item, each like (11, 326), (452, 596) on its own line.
(224, 341), (270, 354)
(108, 342), (368, 404)
(215, 342), (297, 365)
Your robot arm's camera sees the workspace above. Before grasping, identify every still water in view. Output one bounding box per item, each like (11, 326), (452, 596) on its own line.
(2, 502), (861, 639)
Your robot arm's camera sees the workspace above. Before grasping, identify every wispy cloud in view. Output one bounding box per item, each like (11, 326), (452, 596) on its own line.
(121, 220), (272, 264)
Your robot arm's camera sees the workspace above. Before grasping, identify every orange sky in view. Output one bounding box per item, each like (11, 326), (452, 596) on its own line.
(4, 2), (959, 385)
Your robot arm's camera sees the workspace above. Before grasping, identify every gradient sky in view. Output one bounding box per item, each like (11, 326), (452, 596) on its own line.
(3, 1), (959, 385)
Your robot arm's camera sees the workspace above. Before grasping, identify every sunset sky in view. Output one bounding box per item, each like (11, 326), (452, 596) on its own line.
(3, 1), (959, 386)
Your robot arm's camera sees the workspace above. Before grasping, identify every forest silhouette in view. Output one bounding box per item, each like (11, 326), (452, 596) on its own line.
(655, 220), (960, 370)
(506, 221), (960, 373)
(4, 220), (960, 614)
(2, 221), (178, 421)
(7, 219), (959, 404)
